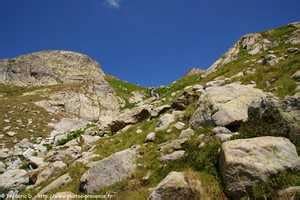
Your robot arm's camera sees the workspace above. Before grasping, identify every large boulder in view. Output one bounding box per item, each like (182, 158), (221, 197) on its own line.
(107, 106), (151, 133)
(220, 136), (300, 199)
(243, 97), (300, 145)
(190, 83), (266, 129)
(80, 147), (139, 194)
(0, 169), (29, 192)
(35, 161), (67, 185)
(149, 171), (203, 200)
(33, 173), (72, 199)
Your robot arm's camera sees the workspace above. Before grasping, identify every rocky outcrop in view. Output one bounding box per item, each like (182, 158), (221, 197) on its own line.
(35, 161), (67, 185)
(185, 67), (205, 76)
(80, 147), (139, 194)
(33, 173), (72, 199)
(190, 83), (266, 129)
(107, 106), (151, 133)
(0, 50), (120, 122)
(149, 171), (203, 200)
(0, 50), (105, 86)
(0, 169), (29, 192)
(206, 33), (267, 74)
(220, 136), (300, 199)
(243, 97), (300, 144)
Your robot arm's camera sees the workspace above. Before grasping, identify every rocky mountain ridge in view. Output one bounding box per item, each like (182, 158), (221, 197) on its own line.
(0, 22), (299, 200)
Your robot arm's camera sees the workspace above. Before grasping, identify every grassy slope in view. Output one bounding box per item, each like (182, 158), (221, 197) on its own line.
(24, 115), (225, 199)
(0, 83), (89, 148)
(156, 25), (299, 100)
(0, 84), (54, 147)
(19, 24), (300, 199)
(105, 75), (149, 109)
(204, 24), (300, 98)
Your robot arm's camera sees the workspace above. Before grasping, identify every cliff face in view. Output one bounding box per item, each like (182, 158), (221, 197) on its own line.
(0, 50), (106, 86)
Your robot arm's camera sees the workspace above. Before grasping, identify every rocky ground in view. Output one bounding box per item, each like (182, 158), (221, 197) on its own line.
(0, 22), (300, 200)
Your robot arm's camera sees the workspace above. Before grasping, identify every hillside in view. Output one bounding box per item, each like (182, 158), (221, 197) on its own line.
(0, 22), (300, 200)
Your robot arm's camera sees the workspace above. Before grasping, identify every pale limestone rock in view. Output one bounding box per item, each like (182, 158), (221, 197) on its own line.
(160, 150), (185, 162)
(0, 169), (29, 191)
(34, 173), (72, 199)
(179, 128), (194, 139)
(80, 147), (139, 194)
(145, 132), (156, 142)
(220, 136), (300, 199)
(149, 171), (203, 200)
(35, 161), (67, 185)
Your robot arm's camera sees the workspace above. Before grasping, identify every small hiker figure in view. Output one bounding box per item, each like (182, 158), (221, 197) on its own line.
(150, 87), (160, 99)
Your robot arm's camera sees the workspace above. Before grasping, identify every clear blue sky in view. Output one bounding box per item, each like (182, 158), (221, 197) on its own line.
(0, 0), (299, 86)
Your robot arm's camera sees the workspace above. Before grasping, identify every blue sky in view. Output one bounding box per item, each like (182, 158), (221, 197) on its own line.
(0, 0), (299, 86)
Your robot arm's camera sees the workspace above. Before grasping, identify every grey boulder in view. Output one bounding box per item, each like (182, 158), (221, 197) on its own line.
(80, 147), (139, 194)
(220, 136), (300, 199)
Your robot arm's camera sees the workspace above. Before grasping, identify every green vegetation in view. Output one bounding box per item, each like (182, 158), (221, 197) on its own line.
(264, 25), (297, 41)
(157, 74), (202, 98)
(0, 84), (55, 148)
(57, 129), (85, 146)
(276, 74), (297, 97)
(105, 75), (149, 109)
(27, 117), (225, 199)
(251, 171), (300, 199)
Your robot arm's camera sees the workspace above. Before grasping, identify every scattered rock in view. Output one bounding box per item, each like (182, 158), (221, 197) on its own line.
(292, 70), (300, 81)
(287, 47), (299, 53)
(28, 156), (46, 169)
(35, 161), (67, 185)
(129, 91), (144, 104)
(80, 147), (139, 194)
(136, 129), (143, 134)
(149, 171), (203, 200)
(179, 128), (194, 139)
(34, 173), (72, 199)
(263, 54), (279, 66)
(145, 132), (156, 143)
(275, 186), (300, 200)
(80, 135), (100, 146)
(0, 148), (10, 159)
(156, 113), (175, 131)
(220, 136), (300, 199)
(160, 150), (185, 162)
(7, 131), (17, 137)
(0, 169), (29, 191)
(173, 122), (185, 130)
(159, 138), (189, 154)
(108, 107), (151, 133)
(212, 126), (232, 135)
(215, 132), (238, 142)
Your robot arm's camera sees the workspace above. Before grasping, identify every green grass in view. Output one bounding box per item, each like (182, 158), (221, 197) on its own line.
(203, 32), (300, 98)
(276, 74), (297, 97)
(157, 74), (202, 98)
(251, 171), (300, 199)
(56, 128), (85, 146)
(0, 84), (55, 148)
(264, 25), (297, 42)
(105, 75), (149, 109)
(27, 118), (225, 199)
